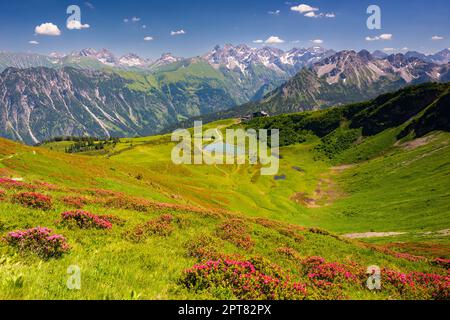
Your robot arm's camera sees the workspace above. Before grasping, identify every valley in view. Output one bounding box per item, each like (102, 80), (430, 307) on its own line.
(1, 47), (449, 144)
(0, 83), (448, 299)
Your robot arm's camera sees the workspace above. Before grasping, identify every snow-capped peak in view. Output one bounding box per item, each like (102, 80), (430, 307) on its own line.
(119, 53), (149, 67)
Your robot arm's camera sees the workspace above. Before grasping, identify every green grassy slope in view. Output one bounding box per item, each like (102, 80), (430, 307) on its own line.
(1, 84), (449, 300)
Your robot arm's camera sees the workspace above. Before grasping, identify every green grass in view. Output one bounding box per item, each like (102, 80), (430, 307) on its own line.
(0, 115), (448, 299)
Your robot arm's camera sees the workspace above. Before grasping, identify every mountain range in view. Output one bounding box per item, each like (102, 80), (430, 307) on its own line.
(191, 49), (450, 124)
(0, 45), (449, 144)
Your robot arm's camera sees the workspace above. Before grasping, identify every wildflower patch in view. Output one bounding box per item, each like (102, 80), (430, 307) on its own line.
(12, 192), (52, 210)
(4, 227), (70, 259)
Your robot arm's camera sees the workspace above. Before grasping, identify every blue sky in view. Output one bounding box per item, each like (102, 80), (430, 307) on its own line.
(0, 0), (448, 59)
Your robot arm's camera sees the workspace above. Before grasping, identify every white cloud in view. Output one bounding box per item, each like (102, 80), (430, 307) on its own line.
(291, 4), (319, 13)
(268, 10), (280, 15)
(171, 29), (186, 36)
(379, 34), (393, 40)
(67, 20), (90, 30)
(291, 40), (301, 44)
(142, 25), (147, 29)
(265, 36), (285, 44)
(29, 40), (39, 45)
(431, 35), (444, 41)
(35, 23), (61, 36)
(253, 39), (264, 44)
(304, 11), (318, 18)
(311, 39), (323, 44)
(305, 11), (335, 18)
(124, 17), (141, 23)
(365, 33), (393, 41)
(383, 48), (396, 52)
(144, 36), (153, 41)
(401, 47), (409, 51)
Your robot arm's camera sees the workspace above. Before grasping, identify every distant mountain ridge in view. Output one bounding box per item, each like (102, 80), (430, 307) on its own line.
(0, 45), (335, 74)
(193, 50), (450, 124)
(1, 46), (449, 144)
(0, 66), (237, 144)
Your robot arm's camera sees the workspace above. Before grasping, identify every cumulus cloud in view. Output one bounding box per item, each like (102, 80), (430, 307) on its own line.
(144, 36), (153, 41)
(253, 39), (264, 44)
(142, 25), (147, 29)
(304, 11), (335, 18)
(383, 48), (395, 52)
(311, 39), (323, 44)
(268, 10), (280, 15)
(265, 36), (285, 44)
(431, 35), (444, 41)
(123, 18), (129, 23)
(67, 20), (90, 30)
(379, 34), (393, 40)
(304, 11), (318, 18)
(171, 29), (186, 36)
(291, 4), (334, 18)
(291, 4), (318, 13)
(35, 23), (61, 36)
(365, 33), (393, 41)
(29, 40), (39, 45)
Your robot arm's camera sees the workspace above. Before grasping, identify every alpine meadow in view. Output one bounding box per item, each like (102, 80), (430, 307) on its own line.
(0, 0), (449, 306)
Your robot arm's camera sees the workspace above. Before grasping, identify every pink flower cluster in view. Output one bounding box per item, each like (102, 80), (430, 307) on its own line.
(129, 214), (174, 241)
(383, 268), (449, 300)
(4, 227), (70, 259)
(302, 256), (361, 284)
(60, 210), (112, 229)
(216, 219), (254, 251)
(60, 195), (90, 209)
(13, 192), (52, 210)
(180, 259), (308, 300)
(394, 252), (427, 262)
(0, 178), (36, 190)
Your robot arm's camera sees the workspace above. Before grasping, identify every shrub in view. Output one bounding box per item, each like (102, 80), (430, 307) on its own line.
(431, 258), (450, 270)
(216, 219), (254, 251)
(33, 181), (60, 191)
(98, 214), (126, 226)
(393, 252), (427, 262)
(4, 227), (70, 259)
(128, 214), (174, 241)
(276, 247), (303, 260)
(60, 195), (90, 209)
(185, 234), (221, 260)
(0, 189), (5, 201)
(0, 178), (36, 191)
(255, 218), (305, 243)
(103, 195), (151, 212)
(60, 210), (112, 229)
(180, 259), (308, 300)
(309, 228), (331, 236)
(12, 192), (52, 210)
(383, 268), (449, 300)
(301, 256), (364, 300)
(85, 188), (122, 197)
